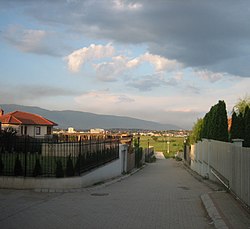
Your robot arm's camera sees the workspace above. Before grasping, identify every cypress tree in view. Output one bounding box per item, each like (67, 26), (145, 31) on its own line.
(201, 113), (209, 139)
(55, 160), (64, 178)
(0, 155), (4, 175)
(209, 104), (217, 139)
(230, 112), (245, 141)
(74, 153), (81, 175)
(244, 106), (250, 147)
(201, 100), (228, 142)
(230, 112), (238, 140)
(33, 158), (42, 177)
(14, 156), (23, 176)
(66, 155), (74, 177)
(216, 100), (228, 142)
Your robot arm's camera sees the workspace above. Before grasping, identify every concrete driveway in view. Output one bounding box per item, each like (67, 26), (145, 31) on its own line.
(0, 159), (213, 229)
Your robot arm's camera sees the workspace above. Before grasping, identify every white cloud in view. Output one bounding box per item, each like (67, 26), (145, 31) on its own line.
(4, 25), (64, 56)
(113, 0), (142, 11)
(195, 69), (226, 83)
(5, 26), (45, 51)
(91, 48), (182, 82)
(139, 53), (181, 72)
(93, 55), (131, 81)
(66, 44), (115, 72)
(66, 43), (181, 78)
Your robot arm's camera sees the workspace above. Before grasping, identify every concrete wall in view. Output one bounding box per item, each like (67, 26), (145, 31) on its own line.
(189, 139), (250, 207)
(0, 144), (129, 190)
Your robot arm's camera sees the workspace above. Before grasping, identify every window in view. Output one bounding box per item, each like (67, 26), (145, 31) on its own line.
(36, 127), (41, 135)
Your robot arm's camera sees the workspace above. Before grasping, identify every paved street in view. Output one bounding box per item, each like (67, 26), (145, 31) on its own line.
(0, 159), (213, 229)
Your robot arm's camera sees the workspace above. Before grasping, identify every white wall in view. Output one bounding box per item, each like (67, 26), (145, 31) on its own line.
(26, 126), (47, 137)
(2, 124), (48, 137)
(190, 139), (250, 207)
(0, 144), (129, 190)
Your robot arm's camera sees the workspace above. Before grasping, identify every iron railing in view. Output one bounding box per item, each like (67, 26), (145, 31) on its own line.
(0, 136), (119, 178)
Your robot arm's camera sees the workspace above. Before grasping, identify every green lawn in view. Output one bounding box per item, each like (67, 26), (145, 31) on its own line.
(139, 135), (184, 158)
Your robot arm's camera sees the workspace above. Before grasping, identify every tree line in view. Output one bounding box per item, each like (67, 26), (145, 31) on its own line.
(189, 97), (250, 147)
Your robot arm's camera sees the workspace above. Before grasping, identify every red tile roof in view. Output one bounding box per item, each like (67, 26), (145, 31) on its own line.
(0, 111), (57, 126)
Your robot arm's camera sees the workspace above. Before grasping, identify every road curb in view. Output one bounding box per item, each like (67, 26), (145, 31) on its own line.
(34, 164), (146, 193)
(201, 193), (228, 229)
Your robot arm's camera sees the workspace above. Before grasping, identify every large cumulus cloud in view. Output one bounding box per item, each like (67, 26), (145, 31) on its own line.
(2, 0), (250, 77)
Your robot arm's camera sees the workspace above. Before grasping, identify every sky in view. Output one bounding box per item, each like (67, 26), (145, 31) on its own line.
(0, 0), (250, 129)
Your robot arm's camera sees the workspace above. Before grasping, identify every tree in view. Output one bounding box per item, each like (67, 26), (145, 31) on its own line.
(201, 113), (209, 139)
(233, 95), (250, 115)
(190, 118), (203, 144)
(230, 112), (244, 141)
(244, 106), (250, 147)
(0, 155), (4, 175)
(65, 154), (74, 177)
(215, 100), (228, 141)
(33, 158), (42, 177)
(1, 127), (17, 153)
(201, 100), (228, 142)
(55, 160), (64, 178)
(14, 156), (23, 176)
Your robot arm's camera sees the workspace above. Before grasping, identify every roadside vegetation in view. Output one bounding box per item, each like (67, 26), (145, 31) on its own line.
(189, 97), (250, 147)
(139, 135), (184, 159)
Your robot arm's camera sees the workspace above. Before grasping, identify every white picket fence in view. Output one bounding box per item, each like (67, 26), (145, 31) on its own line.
(190, 139), (250, 207)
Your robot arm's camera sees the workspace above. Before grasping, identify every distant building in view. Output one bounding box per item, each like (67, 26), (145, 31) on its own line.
(0, 110), (57, 138)
(90, 128), (105, 134)
(67, 127), (76, 133)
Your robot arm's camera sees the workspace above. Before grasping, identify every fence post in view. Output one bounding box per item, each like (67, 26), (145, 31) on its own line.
(24, 136), (27, 177)
(78, 138), (81, 176)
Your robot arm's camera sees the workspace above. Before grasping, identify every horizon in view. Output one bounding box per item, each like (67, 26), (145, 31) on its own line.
(0, 103), (181, 130)
(1, 1), (250, 130)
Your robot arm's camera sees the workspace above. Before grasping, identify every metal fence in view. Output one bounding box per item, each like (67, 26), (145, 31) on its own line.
(189, 139), (250, 208)
(0, 136), (119, 178)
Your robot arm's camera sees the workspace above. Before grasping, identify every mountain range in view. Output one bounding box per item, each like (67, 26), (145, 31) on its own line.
(0, 104), (180, 130)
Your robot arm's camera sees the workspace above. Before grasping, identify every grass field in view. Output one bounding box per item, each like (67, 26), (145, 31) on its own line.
(139, 135), (184, 158)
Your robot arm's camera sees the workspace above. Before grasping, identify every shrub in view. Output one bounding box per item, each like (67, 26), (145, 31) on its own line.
(14, 156), (23, 176)
(66, 155), (74, 177)
(55, 160), (64, 178)
(74, 153), (81, 175)
(0, 155), (4, 175)
(33, 158), (42, 177)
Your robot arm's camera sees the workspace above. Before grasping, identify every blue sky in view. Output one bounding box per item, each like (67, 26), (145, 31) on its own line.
(1, 0), (250, 129)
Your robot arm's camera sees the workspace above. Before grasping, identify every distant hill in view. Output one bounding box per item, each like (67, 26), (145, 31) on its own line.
(0, 104), (180, 130)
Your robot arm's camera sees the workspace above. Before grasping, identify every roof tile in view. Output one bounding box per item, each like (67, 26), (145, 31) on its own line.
(0, 111), (57, 126)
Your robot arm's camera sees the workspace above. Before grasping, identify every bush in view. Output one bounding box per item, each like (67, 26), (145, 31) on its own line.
(175, 156), (182, 161)
(66, 155), (74, 177)
(14, 156), (23, 176)
(146, 155), (156, 163)
(0, 155), (4, 175)
(74, 153), (81, 175)
(33, 158), (42, 177)
(55, 160), (64, 178)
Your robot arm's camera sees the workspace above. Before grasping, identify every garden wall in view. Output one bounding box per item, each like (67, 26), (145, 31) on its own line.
(0, 144), (129, 190)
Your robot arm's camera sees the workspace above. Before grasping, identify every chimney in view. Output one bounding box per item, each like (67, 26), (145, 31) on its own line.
(0, 109), (4, 116)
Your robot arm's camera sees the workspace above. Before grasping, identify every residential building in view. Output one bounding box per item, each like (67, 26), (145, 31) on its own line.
(90, 128), (105, 134)
(0, 109), (57, 138)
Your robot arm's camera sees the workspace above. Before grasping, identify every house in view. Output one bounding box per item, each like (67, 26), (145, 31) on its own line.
(0, 109), (57, 138)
